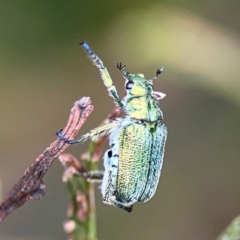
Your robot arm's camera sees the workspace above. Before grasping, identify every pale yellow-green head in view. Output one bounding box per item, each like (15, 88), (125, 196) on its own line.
(124, 72), (153, 97)
(116, 62), (165, 100)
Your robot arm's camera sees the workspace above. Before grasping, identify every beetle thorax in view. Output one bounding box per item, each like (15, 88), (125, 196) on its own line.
(123, 73), (163, 122)
(125, 96), (163, 122)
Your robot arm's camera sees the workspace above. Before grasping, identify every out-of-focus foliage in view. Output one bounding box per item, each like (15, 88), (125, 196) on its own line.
(0, 0), (240, 240)
(217, 215), (240, 240)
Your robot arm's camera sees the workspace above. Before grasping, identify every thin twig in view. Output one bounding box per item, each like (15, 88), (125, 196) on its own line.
(0, 97), (94, 223)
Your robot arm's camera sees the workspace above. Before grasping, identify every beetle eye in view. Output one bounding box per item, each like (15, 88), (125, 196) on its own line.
(125, 81), (134, 90)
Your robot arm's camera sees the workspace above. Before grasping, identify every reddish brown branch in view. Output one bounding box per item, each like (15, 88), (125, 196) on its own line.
(0, 97), (93, 223)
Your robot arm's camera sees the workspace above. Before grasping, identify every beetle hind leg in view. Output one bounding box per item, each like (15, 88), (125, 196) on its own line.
(103, 199), (133, 212)
(75, 170), (104, 183)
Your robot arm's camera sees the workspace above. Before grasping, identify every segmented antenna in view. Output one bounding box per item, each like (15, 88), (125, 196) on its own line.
(156, 67), (164, 76)
(116, 62), (127, 76)
(148, 67), (164, 84)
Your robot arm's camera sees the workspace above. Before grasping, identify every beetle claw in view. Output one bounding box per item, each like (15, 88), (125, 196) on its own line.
(56, 130), (71, 144)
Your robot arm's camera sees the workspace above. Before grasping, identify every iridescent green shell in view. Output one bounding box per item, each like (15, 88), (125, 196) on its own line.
(101, 116), (167, 212)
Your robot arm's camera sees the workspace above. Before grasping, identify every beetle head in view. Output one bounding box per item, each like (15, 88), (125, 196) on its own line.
(116, 63), (166, 100)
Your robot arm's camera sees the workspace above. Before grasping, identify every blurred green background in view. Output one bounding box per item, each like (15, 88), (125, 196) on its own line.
(1, 0), (240, 239)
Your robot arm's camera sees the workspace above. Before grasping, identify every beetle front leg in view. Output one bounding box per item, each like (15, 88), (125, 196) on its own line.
(80, 42), (124, 109)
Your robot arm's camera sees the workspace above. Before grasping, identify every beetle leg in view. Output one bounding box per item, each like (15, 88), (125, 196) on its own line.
(57, 121), (119, 144)
(106, 199), (133, 212)
(80, 42), (124, 109)
(75, 170), (104, 182)
(109, 195), (137, 207)
(103, 198), (133, 212)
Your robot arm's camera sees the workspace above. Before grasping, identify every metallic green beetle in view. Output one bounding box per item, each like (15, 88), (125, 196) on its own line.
(57, 42), (167, 212)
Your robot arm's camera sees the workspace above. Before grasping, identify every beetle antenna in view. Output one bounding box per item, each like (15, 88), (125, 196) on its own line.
(116, 62), (127, 76)
(148, 67), (164, 84)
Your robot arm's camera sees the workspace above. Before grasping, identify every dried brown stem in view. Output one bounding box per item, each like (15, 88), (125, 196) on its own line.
(0, 97), (93, 223)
